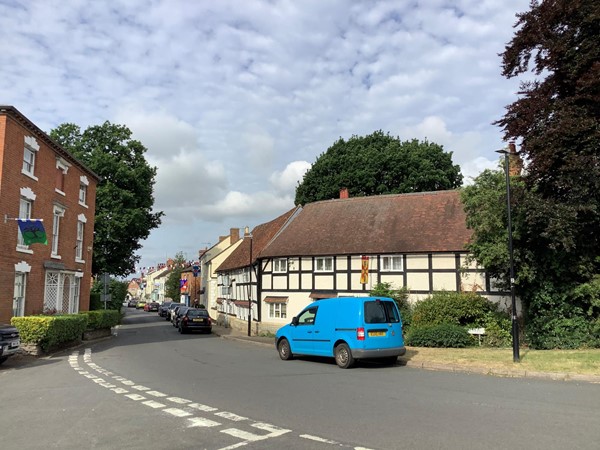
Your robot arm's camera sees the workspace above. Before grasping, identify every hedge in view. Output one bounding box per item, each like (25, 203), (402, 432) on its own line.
(405, 323), (474, 348)
(11, 314), (88, 352)
(79, 310), (121, 330)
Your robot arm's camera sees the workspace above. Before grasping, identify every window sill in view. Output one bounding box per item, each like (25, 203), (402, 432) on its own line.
(16, 246), (33, 254)
(21, 170), (38, 181)
(78, 201), (88, 208)
(75, 258), (85, 264)
(55, 189), (66, 196)
(51, 254), (62, 260)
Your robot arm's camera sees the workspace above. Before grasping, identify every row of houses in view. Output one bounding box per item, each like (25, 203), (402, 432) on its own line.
(0, 106), (99, 324)
(194, 188), (513, 335)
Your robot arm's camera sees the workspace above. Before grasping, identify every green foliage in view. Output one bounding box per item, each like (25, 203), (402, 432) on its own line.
(405, 323), (474, 348)
(411, 291), (497, 328)
(481, 312), (512, 348)
(370, 282), (412, 331)
(91, 279), (127, 311)
(527, 315), (592, 350)
(165, 252), (187, 300)
(295, 131), (462, 205)
(11, 315), (88, 352)
(50, 122), (163, 276)
(80, 310), (121, 330)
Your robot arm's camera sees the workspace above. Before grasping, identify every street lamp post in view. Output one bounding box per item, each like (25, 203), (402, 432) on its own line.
(496, 148), (520, 363)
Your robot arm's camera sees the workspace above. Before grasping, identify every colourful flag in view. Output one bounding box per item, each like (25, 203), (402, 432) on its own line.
(360, 255), (369, 284)
(18, 219), (48, 245)
(180, 278), (188, 292)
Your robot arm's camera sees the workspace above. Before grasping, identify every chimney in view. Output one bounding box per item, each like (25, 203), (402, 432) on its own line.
(244, 226), (251, 237)
(230, 227), (240, 244)
(340, 187), (349, 199)
(508, 141), (523, 177)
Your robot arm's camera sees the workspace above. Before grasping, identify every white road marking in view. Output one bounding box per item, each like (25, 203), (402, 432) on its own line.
(251, 422), (291, 437)
(163, 408), (192, 418)
(187, 417), (221, 428)
(121, 380), (135, 386)
(111, 388), (129, 394)
(300, 434), (340, 445)
(142, 400), (166, 409)
(221, 428), (265, 442)
(167, 396), (192, 404)
(132, 385), (150, 391)
(147, 391), (167, 397)
(215, 411), (248, 421)
(217, 443), (248, 450)
(125, 394), (146, 401)
(189, 403), (218, 412)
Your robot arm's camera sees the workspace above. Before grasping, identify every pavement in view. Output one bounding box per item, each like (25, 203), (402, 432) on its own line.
(211, 324), (600, 384)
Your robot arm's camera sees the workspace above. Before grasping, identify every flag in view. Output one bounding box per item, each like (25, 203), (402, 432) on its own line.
(360, 255), (369, 284)
(18, 219), (47, 245)
(180, 278), (188, 292)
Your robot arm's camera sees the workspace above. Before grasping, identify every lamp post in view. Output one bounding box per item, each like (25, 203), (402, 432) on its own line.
(496, 148), (520, 363)
(247, 232), (253, 337)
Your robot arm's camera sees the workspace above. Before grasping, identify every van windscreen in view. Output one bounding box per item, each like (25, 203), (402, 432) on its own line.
(364, 300), (400, 323)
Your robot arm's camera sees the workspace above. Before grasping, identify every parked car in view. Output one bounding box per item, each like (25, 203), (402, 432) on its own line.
(158, 301), (172, 317)
(166, 303), (184, 321)
(0, 324), (20, 365)
(136, 300), (146, 309)
(145, 301), (160, 312)
(275, 296), (406, 369)
(172, 306), (189, 328)
(127, 298), (138, 308)
(179, 308), (212, 334)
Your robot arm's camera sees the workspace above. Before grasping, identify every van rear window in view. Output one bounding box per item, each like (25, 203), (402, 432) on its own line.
(364, 300), (400, 323)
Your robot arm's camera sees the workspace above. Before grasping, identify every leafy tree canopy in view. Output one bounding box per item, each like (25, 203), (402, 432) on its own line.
(294, 130), (463, 205)
(50, 122), (163, 277)
(165, 252), (187, 301)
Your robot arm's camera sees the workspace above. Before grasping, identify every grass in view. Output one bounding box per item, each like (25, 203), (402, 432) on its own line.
(400, 347), (600, 376)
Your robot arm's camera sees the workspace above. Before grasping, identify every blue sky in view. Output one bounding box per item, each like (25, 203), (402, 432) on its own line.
(0, 0), (530, 274)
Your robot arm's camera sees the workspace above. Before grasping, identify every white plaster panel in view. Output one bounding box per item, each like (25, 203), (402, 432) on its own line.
(431, 254), (456, 269)
(406, 272), (430, 291)
(288, 273), (300, 290)
(379, 274), (405, 289)
(336, 257), (347, 270)
(432, 272), (458, 291)
(460, 272), (486, 292)
(314, 275), (335, 290)
(336, 273), (347, 290)
(406, 255), (429, 270)
(301, 273), (313, 288)
(272, 277), (287, 290)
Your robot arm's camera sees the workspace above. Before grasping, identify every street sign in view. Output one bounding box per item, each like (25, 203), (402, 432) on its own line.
(192, 265), (200, 277)
(101, 294), (111, 302)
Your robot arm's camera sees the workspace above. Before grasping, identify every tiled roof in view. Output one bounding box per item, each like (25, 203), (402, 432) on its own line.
(259, 190), (471, 258)
(216, 207), (300, 272)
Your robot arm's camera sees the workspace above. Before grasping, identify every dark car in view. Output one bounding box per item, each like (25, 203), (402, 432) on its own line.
(166, 303), (184, 321)
(127, 298), (138, 308)
(172, 306), (189, 328)
(179, 308), (212, 334)
(0, 324), (20, 365)
(158, 301), (173, 317)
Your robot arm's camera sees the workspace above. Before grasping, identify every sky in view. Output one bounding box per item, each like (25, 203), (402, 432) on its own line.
(1, 0), (531, 275)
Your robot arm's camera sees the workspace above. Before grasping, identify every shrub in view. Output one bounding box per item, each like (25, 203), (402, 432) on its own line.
(481, 312), (512, 348)
(12, 314), (88, 352)
(406, 323), (474, 348)
(80, 310), (121, 330)
(527, 315), (591, 349)
(411, 291), (496, 328)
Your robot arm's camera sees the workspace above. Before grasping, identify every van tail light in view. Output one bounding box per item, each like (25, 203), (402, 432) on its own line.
(357, 327), (365, 341)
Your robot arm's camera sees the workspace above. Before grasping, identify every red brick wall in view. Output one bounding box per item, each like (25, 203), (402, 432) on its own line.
(0, 110), (98, 323)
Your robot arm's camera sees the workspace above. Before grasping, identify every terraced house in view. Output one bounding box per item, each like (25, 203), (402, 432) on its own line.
(0, 106), (99, 323)
(215, 189), (510, 335)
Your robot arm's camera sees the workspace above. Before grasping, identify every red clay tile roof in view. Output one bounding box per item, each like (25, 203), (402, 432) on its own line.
(216, 207), (300, 272)
(259, 190), (471, 257)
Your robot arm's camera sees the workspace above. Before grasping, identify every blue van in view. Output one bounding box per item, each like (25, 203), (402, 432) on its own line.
(275, 296), (406, 368)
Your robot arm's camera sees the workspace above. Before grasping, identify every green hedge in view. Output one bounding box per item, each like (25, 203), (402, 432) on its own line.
(79, 310), (121, 330)
(405, 323), (474, 348)
(11, 315), (88, 352)
(412, 291), (496, 327)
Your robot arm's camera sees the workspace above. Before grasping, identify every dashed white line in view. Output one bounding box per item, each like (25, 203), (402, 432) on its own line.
(300, 434), (340, 445)
(167, 396), (192, 404)
(142, 400), (166, 409)
(221, 428), (265, 442)
(163, 408), (192, 418)
(189, 402), (218, 412)
(132, 385), (151, 391)
(125, 393), (146, 401)
(146, 390), (167, 397)
(215, 411), (247, 421)
(187, 417), (221, 428)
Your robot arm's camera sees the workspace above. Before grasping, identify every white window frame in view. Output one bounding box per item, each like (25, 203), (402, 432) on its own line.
(273, 258), (287, 273)
(269, 302), (287, 319)
(55, 157), (70, 195)
(381, 255), (403, 272)
(51, 205), (65, 258)
(22, 136), (40, 180)
(315, 256), (334, 272)
(79, 175), (89, 207)
(76, 221), (85, 261)
(17, 197), (33, 251)
(13, 272), (27, 317)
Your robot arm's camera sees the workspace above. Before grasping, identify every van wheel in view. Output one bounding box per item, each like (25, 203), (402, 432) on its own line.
(335, 343), (355, 369)
(278, 338), (293, 360)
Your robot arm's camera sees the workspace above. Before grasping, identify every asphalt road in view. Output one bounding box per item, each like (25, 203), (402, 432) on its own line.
(1, 308), (599, 450)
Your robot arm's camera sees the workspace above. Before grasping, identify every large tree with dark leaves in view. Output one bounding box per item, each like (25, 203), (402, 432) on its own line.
(491, 0), (600, 348)
(295, 130), (462, 205)
(50, 122), (163, 277)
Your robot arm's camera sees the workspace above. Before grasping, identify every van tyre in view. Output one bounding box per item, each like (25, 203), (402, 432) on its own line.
(278, 338), (293, 360)
(335, 343), (355, 369)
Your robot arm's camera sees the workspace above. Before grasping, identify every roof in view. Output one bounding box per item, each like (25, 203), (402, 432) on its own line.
(0, 105), (101, 181)
(259, 190), (472, 258)
(216, 207), (300, 272)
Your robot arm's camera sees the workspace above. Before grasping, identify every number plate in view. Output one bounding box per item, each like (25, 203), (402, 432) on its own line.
(192, 319), (205, 323)
(368, 331), (386, 337)
(10, 339), (20, 348)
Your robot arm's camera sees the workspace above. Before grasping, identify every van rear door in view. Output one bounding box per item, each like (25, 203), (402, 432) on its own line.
(362, 299), (404, 350)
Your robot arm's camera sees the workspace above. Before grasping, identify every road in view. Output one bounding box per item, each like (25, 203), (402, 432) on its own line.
(1, 308), (599, 450)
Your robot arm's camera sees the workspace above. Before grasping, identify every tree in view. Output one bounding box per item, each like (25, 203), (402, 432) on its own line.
(294, 131), (462, 205)
(165, 252), (187, 301)
(50, 122), (163, 277)
(464, 0), (600, 348)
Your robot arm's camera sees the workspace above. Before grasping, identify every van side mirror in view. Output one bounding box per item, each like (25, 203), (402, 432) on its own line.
(291, 316), (299, 326)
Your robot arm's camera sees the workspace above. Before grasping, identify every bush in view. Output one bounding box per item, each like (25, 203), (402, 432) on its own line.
(80, 310), (121, 330)
(12, 314), (88, 352)
(91, 279), (127, 311)
(411, 291), (497, 328)
(481, 312), (512, 348)
(527, 315), (592, 349)
(406, 323), (474, 348)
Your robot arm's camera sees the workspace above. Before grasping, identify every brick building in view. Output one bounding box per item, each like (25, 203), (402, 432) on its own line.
(0, 106), (99, 323)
